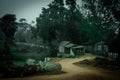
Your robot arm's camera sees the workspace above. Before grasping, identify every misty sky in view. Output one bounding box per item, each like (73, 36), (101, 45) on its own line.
(0, 0), (81, 23)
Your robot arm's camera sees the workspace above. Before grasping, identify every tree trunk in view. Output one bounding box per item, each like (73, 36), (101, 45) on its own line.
(116, 53), (120, 62)
(4, 40), (10, 55)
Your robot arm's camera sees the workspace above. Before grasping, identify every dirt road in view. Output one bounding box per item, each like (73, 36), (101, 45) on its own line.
(1, 55), (120, 80)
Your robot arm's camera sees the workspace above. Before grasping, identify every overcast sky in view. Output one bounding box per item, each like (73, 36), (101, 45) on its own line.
(0, 0), (82, 23)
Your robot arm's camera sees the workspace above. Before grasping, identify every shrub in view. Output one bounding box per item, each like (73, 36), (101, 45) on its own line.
(38, 61), (45, 71)
(21, 64), (38, 76)
(55, 63), (62, 71)
(26, 58), (36, 66)
(44, 62), (62, 72)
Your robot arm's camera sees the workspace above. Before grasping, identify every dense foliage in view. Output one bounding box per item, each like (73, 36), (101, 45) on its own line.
(31, 0), (118, 57)
(0, 14), (17, 55)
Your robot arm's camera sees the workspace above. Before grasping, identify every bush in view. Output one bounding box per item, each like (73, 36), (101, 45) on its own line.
(38, 61), (45, 71)
(0, 61), (24, 78)
(0, 59), (62, 78)
(44, 62), (62, 72)
(55, 63), (62, 71)
(26, 58), (36, 66)
(21, 64), (39, 76)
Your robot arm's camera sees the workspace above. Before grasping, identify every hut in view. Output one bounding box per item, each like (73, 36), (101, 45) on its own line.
(58, 41), (70, 53)
(94, 41), (108, 55)
(58, 41), (85, 56)
(72, 46), (85, 55)
(83, 41), (108, 56)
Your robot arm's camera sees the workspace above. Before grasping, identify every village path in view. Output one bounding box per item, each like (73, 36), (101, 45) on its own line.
(2, 54), (120, 80)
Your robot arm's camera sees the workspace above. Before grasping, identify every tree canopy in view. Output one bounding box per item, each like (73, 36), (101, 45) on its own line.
(30, 0), (120, 58)
(0, 14), (17, 55)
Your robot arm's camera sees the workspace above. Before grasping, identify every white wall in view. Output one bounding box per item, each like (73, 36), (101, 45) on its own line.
(59, 46), (64, 53)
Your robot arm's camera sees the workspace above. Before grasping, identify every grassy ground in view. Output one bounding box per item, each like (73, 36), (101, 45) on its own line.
(0, 52), (45, 69)
(1, 54), (120, 80)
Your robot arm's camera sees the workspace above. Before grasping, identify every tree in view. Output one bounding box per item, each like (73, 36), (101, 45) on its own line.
(65, 0), (88, 44)
(0, 28), (5, 54)
(0, 14), (17, 55)
(19, 18), (27, 23)
(34, 0), (84, 56)
(100, 0), (120, 60)
(15, 19), (31, 42)
(82, 0), (120, 59)
(81, 0), (116, 44)
(34, 0), (66, 56)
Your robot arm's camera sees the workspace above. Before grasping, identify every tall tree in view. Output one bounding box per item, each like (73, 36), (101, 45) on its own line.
(82, 0), (120, 60)
(82, 0), (116, 44)
(65, 0), (85, 44)
(35, 0), (66, 56)
(0, 14), (17, 55)
(100, 0), (120, 60)
(34, 0), (84, 56)
(15, 19), (32, 42)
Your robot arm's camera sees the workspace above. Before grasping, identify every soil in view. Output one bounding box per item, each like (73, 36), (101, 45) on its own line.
(1, 54), (120, 80)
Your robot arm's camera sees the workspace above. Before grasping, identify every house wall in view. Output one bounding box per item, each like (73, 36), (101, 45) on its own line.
(59, 46), (64, 53)
(70, 49), (75, 56)
(94, 43), (108, 55)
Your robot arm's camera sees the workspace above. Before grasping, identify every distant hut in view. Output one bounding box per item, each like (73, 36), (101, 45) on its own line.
(94, 41), (108, 56)
(64, 43), (76, 55)
(58, 41), (70, 53)
(58, 41), (85, 56)
(84, 41), (108, 56)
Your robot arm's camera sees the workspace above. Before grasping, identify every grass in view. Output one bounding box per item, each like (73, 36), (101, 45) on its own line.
(11, 52), (44, 61)
(0, 52), (45, 68)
